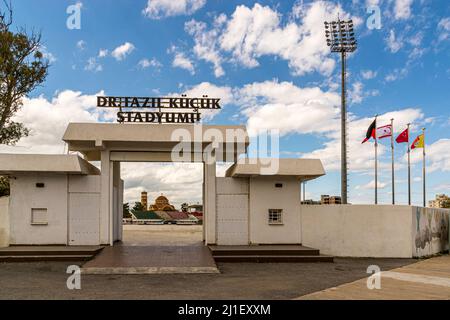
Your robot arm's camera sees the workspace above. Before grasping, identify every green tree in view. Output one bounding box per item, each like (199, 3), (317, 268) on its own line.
(123, 202), (131, 218)
(0, 176), (9, 197)
(180, 202), (189, 212)
(0, 1), (49, 145)
(442, 200), (450, 209)
(132, 201), (144, 213)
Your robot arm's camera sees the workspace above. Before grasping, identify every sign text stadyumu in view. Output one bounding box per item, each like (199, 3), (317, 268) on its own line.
(97, 95), (221, 124)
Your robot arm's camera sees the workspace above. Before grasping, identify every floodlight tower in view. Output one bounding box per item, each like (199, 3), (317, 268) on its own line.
(324, 17), (357, 205)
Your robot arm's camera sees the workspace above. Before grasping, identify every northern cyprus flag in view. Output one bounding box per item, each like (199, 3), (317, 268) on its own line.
(376, 124), (392, 139)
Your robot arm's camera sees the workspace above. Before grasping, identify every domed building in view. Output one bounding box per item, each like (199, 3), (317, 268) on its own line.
(149, 194), (176, 211)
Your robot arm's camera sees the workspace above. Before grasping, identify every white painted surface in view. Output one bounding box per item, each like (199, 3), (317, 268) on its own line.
(100, 150), (110, 245)
(216, 177), (249, 245)
(0, 197), (9, 247)
(68, 193), (100, 245)
(204, 158), (217, 245)
(9, 174), (69, 245)
(68, 175), (101, 245)
(249, 176), (302, 244)
(301, 205), (414, 258)
(68, 175), (101, 193)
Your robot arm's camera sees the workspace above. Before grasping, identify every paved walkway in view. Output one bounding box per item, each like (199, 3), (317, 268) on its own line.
(297, 255), (450, 300)
(82, 225), (218, 274)
(82, 245), (218, 274)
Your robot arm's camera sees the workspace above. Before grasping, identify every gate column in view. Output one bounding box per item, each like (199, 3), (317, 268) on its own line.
(204, 154), (217, 245)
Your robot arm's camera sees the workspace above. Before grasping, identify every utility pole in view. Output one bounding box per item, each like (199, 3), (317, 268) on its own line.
(391, 118), (395, 205)
(324, 17), (357, 204)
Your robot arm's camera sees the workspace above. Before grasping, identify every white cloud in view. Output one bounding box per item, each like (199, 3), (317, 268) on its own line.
(437, 17), (450, 42)
(410, 139), (450, 173)
(365, 0), (381, 6)
(303, 108), (424, 172)
(169, 82), (233, 120)
(111, 42), (135, 61)
(349, 82), (364, 104)
(76, 40), (86, 50)
(356, 180), (388, 190)
(394, 0), (413, 20)
(84, 57), (103, 72)
(39, 46), (56, 63)
(384, 67), (408, 82)
(182, 82), (233, 105)
(98, 49), (109, 58)
(0, 90), (116, 154)
(433, 183), (450, 192)
(386, 29), (403, 53)
(185, 2), (361, 77)
(185, 18), (225, 77)
(122, 162), (203, 208)
(142, 0), (206, 19)
(172, 51), (195, 74)
(361, 70), (377, 80)
(138, 58), (162, 69)
(237, 80), (340, 137)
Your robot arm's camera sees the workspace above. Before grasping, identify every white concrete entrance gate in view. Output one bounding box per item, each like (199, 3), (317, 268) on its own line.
(63, 123), (249, 246)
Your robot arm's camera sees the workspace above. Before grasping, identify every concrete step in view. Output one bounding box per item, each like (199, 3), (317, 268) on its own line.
(209, 245), (321, 257)
(0, 255), (94, 262)
(0, 246), (103, 257)
(212, 255), (334, 263)
(211, 249), (320, 256)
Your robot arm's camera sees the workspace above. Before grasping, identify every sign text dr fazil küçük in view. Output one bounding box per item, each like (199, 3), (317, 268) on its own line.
(97, 95), (221, 124)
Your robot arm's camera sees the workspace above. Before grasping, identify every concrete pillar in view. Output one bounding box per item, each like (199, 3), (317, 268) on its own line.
(202, 164), (206, 242)
(100, 150), (111, 245)
(204, 156), (217, 245)
(112, 161), (120, 244)
(0, 196), (10, 248)
(118, 179), (124, 241)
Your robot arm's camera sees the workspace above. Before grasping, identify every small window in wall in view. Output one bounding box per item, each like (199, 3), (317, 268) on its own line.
(275, 183), (283, 188)
(31, 208), (48, 225)
(268, 209), (283, 225)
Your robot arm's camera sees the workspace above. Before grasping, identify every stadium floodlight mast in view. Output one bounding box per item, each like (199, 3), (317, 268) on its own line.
(324, 16), (357, 205)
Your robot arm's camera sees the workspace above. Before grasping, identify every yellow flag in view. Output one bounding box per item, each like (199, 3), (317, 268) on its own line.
(411, 133), (424, 149)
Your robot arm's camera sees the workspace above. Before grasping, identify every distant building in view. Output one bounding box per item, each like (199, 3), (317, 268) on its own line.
(188, 203), (203, 213)
(149, 194), (176, 211)
(429, 194), (450, 208)
(321, 195), (342, 205)
(140, 191), (148, 210)
(301, 199), (321, 205)
(131, 211), (164, 225)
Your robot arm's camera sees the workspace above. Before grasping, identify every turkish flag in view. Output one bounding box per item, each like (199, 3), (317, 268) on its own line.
(395, 128), (409, 143)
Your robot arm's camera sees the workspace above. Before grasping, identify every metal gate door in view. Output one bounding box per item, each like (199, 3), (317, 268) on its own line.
(69, 193), (100, 245)
(217, 194), (248, 245)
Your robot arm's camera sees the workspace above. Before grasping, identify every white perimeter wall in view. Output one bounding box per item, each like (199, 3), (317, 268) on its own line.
(10, 174), (69, 245)
(301, 205), (413, 258)
(0, 196), (9, 247)
(301, 205), (450, 258)
(249, 176), (301, 244)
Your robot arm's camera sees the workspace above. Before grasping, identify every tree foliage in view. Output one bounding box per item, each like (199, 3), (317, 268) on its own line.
(0, 176), (9, 197)
(123, 202), (131, 218)
(0, 1), (49, 145)
(180, 202), (189, 212)
(132, 201), (145, 213)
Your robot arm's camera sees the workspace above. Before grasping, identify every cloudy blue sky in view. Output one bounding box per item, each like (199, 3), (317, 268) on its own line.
(2, 0), (450, 207)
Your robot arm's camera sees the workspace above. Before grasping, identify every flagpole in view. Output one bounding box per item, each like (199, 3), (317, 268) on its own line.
(422, 128), (426, 207)
(391, 118), (395, 205)
(375, 115), (378, 205)
(407, 123), (411, 206)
